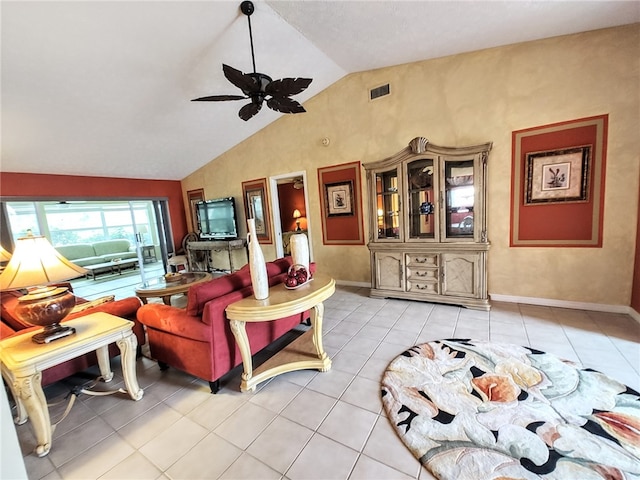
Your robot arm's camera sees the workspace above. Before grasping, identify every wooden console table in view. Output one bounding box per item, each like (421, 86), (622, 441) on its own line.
(0, 313), (143, 457)
(186, 239), (247, 273)
(225, 273), (335, 392)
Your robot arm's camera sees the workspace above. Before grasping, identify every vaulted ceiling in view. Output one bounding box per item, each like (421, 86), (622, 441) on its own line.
(2, 1), (638, 181)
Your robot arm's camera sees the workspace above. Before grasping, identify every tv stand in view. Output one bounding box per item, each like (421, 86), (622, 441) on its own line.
(186, 239), (247, 273)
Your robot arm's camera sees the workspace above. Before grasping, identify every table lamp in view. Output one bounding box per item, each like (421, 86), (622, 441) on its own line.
(0, 233), (88, 343)
(293, 209), (302, 231)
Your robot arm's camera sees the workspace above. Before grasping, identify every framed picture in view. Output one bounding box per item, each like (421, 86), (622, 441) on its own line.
(317, 162), (365, 245)
(186, 188), (205, 232)
(325, 181), (354, 217)
(525, 146), (591, 204)
(241, 178), (272, 244)
(510, 114), (607, 247)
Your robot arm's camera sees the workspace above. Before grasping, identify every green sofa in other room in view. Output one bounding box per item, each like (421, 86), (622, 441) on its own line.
(56, 240), (137, 267)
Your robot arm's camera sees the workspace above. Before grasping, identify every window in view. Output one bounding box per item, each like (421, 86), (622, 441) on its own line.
(4, 201), (156, 247)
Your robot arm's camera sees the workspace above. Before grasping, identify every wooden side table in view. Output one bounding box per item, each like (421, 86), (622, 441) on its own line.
(0, 313), (143, 457)
(135, 271), (212, 305)
(225, 273), (335, 392)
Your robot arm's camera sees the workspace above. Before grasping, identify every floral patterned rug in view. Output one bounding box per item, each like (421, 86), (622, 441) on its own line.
(381, 339), (640, 480)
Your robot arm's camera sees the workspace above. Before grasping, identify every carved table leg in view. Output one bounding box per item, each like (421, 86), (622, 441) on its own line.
(310, 302), (331, 371)
(229, 319), (254, 392)
(15, 372), (52, 457)
(96, 345), (114, 382)
(2, 367), (28, 425)
(116, 332), (144, 401)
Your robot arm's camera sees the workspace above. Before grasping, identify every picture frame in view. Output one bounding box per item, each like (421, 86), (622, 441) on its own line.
(525, 146), (591, 204)
(510, 114), (608, 248)
(241, 178), (272, 244)
(317, 162), (365, 245)
(186, 188), (205, 233)
(325, 181), (354, 217)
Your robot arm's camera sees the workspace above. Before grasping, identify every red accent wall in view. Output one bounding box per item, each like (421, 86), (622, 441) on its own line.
(277, 183), (306, 232)
(0, 172), (187, 249)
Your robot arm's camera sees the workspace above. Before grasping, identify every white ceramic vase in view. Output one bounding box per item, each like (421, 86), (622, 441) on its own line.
(247, 218), (269, 300)
(290, 233), (310, 272)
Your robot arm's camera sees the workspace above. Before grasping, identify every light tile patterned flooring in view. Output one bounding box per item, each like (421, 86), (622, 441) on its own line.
(11, 264), (640, 479)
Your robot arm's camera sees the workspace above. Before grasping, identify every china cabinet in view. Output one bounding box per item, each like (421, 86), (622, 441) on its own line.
(363, 137), (492, 310)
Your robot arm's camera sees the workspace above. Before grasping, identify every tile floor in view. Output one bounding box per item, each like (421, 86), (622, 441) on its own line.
(10, 264), (640, 479)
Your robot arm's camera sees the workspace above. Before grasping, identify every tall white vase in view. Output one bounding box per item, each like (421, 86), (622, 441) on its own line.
(247, 218), (269, 300)
(290, 233), (310, 272)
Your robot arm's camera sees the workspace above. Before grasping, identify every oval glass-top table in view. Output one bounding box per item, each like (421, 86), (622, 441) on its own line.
(225, 273), (335, 392)
(135, 272), (212, 305)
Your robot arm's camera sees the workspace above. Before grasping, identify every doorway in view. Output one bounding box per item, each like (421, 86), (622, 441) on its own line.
(269, 171), (313, 260)
(1, 199), (172, 280)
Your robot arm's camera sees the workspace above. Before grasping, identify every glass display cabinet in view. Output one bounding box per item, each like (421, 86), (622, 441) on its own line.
(363, 137), (492, 310)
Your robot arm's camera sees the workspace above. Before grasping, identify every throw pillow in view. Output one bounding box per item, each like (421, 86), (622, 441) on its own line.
(70, 295), (115, 314)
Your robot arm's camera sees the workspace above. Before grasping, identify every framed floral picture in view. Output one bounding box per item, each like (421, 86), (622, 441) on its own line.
(241, 178), (272, 244)
(525, 146), (591, 204)
(325, 181), (354, 217)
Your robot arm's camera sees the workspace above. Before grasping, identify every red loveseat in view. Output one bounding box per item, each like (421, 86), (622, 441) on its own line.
(1, 286), (144, 386)
(137, 257), (313, 393)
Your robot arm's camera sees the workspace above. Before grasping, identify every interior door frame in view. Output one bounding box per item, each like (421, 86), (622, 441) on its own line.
(269, 171), (313, 260)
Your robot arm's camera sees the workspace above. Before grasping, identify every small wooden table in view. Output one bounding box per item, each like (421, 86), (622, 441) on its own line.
(0, 313), (143, 457)
(225, 273), (335, 393)
(84, 257), (139, 280)
(135, 272), (212, 305)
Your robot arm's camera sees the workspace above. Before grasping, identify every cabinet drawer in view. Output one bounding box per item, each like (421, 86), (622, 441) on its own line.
(407, 280), (439, 294)
(406, 267), (439, 281)
(406, 254), (438, 267)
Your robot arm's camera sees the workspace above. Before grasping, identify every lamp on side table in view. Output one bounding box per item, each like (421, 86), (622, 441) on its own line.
(0, 232), (88, 343)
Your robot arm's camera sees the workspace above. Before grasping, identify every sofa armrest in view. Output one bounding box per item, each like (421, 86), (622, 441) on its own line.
(66, 296), (142, 321)
(137, 304), (212, 342)
(66, 296), (144, 344)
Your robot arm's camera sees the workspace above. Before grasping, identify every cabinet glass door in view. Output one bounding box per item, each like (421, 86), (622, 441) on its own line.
(444, 159), (475, 239)
(407, 158), (435, 239)
(375, 169), (400, 240)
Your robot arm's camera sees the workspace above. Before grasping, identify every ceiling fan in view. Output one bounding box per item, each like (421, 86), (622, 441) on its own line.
(191, 0), (312, 121)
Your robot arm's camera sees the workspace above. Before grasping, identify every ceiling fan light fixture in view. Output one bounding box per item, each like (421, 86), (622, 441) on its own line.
(191, 1), (313, 121)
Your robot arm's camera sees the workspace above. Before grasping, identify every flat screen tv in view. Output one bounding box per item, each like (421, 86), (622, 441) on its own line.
(196, 197), (238, 240)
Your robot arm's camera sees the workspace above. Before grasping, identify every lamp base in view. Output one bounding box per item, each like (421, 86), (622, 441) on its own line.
(32, 323), (76, 344)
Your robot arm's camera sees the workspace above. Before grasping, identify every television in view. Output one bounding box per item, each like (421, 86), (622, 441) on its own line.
(196, 197), (239, 240)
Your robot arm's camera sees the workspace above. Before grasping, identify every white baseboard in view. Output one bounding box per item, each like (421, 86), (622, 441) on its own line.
(332, 284), (640, 323)
(490, 293), (638, 318)
(334, 279), (370, 288)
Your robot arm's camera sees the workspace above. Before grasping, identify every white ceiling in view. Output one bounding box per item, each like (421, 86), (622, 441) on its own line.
(1, 1), (638, 181)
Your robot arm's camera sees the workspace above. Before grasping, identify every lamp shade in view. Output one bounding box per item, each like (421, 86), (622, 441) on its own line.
(293, 209), (302, 219)
(0, 235), (88, 291)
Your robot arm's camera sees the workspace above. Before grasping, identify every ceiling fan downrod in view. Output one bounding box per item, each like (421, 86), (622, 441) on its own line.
(240, 1), (257, 75)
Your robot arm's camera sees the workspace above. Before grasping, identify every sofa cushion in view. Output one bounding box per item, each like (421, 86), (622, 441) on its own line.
(92, 240), (132, 257)
(0, 290), (31, 331)
(56, 244), (96, 261)
(267, 257), (294, 277)
(186, 269), (252, 316)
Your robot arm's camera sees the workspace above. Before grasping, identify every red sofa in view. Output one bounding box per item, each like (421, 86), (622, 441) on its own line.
(1, 286), (144, 386)
(137, 257), (313, 393)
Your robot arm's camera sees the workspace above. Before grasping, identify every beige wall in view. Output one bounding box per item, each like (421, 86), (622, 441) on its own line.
(183, 24), (640, 307)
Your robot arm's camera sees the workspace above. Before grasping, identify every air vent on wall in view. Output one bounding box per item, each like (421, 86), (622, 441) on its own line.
(370, 83), (390, 101)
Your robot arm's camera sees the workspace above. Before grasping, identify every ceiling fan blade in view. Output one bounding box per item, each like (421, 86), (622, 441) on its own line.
(265, 77), (312, 96)
(223, 64), (261, 95)
(266, 96), (306, 114)
(238, 101), (262, 121)
(191, 94), (247, 102)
